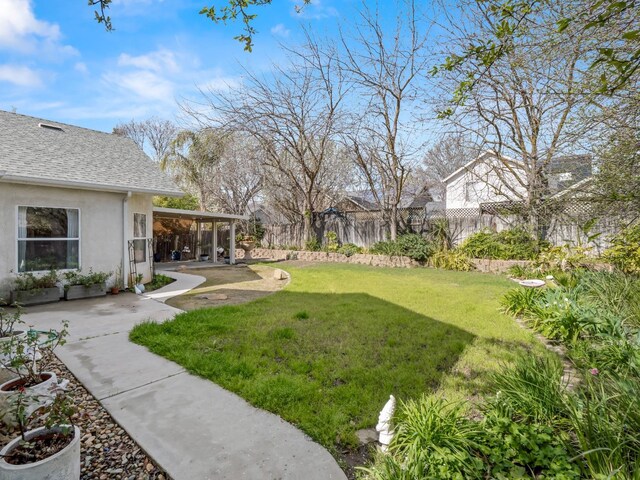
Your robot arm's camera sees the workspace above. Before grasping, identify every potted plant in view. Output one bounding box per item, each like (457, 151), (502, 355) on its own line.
(111, 265), (123, 295)
(236, 234), (257, 260)
(0, 301), (26, 366)
(62, 269), (109, 300)
(0, 386), (80, 480)
(10, 271), (60, 306)
(0, 322), (69, 424)
(133, 273), (145, 294)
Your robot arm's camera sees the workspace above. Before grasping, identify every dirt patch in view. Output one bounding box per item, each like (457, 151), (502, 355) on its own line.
(166, 265), (288, 311)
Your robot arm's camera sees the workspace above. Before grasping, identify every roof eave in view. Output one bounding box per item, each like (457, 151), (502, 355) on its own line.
(0, 174), (184, 197)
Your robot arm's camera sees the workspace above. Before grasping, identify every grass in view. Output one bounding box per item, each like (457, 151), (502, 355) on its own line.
(130, 263), (543, 452)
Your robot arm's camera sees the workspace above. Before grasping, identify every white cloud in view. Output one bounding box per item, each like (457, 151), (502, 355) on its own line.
(0, 0), (60, 52)
(270, 23), (291, 38)
(0, 64), (42, 87)
(103, 70), (174, 101)
(74, 62), (88, 74)
(118, 49), (179, 74)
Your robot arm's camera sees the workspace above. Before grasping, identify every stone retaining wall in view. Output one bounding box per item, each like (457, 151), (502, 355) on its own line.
(239, 248), (421, 268)
(471, 259), (532, 274)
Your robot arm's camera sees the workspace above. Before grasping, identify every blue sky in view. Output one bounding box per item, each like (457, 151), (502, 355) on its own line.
(0, 0), (365, 132)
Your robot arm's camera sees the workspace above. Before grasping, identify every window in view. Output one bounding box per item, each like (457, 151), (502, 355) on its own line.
(17, 206), (80, 272)
(464, 181), (479, 202)
(133, 213), (147, 263)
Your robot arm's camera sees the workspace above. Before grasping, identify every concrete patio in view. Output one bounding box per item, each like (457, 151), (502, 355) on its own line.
(20, 272), (346, 480)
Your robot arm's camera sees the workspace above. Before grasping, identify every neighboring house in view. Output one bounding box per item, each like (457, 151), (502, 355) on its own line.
(333, 195), (378, 213)
(443, 150), (593, 210)
(0, 110), (183, 297)
(444, 151), (527, 210)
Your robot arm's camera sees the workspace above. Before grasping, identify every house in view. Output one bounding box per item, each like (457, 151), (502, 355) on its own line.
(0, 111), (246, 298)
(443, 150), (593, 211)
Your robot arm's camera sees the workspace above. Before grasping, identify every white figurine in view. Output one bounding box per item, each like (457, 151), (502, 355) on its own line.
(376, 395), (396, 452)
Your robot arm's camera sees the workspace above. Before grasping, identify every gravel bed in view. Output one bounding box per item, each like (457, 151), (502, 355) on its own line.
(1, 356), (171, 480)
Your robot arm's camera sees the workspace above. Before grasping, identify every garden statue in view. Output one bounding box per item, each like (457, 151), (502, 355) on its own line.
(376, 394), (396, 452)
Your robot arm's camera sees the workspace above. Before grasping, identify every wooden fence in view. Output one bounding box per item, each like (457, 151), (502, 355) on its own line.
(261, 206), (625, 251)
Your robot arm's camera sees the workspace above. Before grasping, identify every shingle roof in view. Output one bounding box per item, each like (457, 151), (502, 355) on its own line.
(0, 110), (183, 196)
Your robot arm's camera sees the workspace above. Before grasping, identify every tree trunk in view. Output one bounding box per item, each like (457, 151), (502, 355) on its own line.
(389, 204), (398, 241)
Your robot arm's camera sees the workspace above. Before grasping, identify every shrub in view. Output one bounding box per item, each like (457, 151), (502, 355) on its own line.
(603, 224), (640, 274)
(13, 270), (58, 291)
(63, 269), (110, 287)
(460, 227), (544, 260)
(304, 238), (321, 252)
(337, 243), (362, 257)
(566, 373), (640, 479)
(430, 250), (474, 271)
(324, 231), (339, 252)
(500, 287), (545, 316)
(488, 354), (569, 426)
(478, 412), (580, 479)
(370, 240), (402, 257)
(361, 396), (483, 479)
(370, 234), (434, 262)
(396, 234), (434, 262)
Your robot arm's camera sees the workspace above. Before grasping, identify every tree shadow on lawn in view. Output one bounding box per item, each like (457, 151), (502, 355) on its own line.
(132, 291), (480, 447)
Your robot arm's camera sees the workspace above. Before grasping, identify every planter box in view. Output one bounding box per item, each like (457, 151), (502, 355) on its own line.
(10, 287), (60, 306)
(64, 283), (106, 300)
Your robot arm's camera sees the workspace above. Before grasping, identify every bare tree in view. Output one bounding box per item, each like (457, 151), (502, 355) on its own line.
(184, 36), (347, 242)
(208, 134), (264, 217)
(113, 117), (178, 162)
(338, 0), (431, 240)
(436, 0), (597, 235)
(422, 134), (482, 200)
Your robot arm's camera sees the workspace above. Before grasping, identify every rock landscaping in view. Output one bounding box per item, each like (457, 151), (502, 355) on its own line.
(0, 356), (169, 480)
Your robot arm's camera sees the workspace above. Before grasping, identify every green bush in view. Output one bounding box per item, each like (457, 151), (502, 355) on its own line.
(460, 227), (545, 260)
(337, 243), (362, 257)
(603, 224), (640, 274)
(304, 238), (321, 252)
(13, 270), (58, 291)
(488, 355), (569, 426)
(324, 231), (339, 252)
(566, 373), (640, 479)
(63, 269), (110, 287)
(430, 250), (475, 271)
(370, 234), (434, 262)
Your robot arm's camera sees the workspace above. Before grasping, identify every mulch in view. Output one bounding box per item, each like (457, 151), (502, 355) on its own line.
(0, 356), (171, 480)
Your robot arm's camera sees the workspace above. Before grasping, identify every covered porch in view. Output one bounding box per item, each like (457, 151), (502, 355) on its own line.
(153, 207), (249, 265)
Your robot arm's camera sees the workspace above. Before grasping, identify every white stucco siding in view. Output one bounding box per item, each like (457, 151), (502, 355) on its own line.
(445, 156), (527, 209)
(0, 184), (155, 297)
(127, 193), (155, 285)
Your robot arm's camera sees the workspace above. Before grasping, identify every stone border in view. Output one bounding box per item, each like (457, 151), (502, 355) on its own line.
(239, 248), (421, 268)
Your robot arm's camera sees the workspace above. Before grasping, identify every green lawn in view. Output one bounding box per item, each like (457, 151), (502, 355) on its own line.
(130, 263), (543, 451)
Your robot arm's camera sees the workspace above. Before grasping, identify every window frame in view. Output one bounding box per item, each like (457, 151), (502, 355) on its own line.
(16, 205), (82, 273)
(132, 212), (148, 263)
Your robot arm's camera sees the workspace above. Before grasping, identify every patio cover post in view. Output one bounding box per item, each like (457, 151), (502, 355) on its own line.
(212, 221), (217, 263)
(195, 220), (202, 258)
(229, 222), (236, 265)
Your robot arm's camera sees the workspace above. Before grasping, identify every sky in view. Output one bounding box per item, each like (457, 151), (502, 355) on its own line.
(0, 0), (370, 133)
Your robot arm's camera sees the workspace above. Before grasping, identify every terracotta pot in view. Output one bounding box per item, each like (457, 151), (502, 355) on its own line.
(0, 425), (81, 479)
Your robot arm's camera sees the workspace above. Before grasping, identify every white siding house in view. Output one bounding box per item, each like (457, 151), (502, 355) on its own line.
(443, 151), (527, 210)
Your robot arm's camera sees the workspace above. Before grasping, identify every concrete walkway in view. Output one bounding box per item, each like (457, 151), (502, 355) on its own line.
(22, 272), (346, 480)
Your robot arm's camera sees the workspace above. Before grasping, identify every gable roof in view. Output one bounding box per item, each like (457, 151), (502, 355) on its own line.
(0, 110), (183, 196)
(442, 150), (522, 184)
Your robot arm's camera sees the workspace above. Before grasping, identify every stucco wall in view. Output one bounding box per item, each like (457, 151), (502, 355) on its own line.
(0, 183), (154, 298)
(445, 156), (527, 209)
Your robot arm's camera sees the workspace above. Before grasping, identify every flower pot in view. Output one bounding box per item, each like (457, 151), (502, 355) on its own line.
(64, 283), (106, 300)
(0, 372), (61, 426)
(0, 425), (80, 480)
(110, 287), (120, 295)
(10, 287), (60, 306)
(200, 254), (210, 261)
(239, 241), (256, 260)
